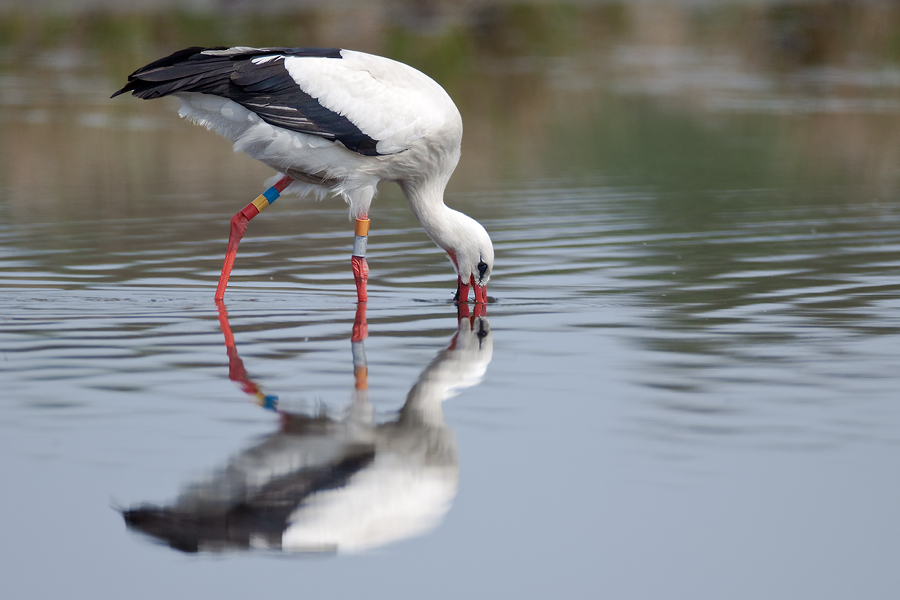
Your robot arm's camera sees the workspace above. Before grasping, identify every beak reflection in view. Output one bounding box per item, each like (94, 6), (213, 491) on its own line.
(122, 302), (492, 554)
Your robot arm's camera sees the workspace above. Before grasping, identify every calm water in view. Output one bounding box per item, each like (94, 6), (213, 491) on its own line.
(3, 3), (900, 599)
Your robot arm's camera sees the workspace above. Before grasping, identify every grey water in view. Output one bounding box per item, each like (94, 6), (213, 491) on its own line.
(3, 3), (900, 599)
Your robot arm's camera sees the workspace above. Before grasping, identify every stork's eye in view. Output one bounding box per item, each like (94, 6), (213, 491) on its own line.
(477, 260), (489, 279)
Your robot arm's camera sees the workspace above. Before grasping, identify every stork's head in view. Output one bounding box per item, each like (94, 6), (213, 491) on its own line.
(447, 216), (493, 304)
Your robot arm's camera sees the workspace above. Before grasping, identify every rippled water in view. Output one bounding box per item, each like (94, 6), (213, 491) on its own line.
(5, 175), (900, 597)
(5, 4), (900, 599)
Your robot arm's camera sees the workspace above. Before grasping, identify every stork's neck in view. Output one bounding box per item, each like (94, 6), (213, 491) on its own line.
(400, 177), (466, 252)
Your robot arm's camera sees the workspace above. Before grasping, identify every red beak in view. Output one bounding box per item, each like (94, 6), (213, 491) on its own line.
(473, 277), (487, 304)
(457, 275), (488, 304)
(457, 276), (469, 304)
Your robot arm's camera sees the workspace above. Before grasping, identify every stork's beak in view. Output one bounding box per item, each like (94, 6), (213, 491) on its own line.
(457, 275), (488, 304)
(473, 280), (487, 304)
(456, 277), (469, 304)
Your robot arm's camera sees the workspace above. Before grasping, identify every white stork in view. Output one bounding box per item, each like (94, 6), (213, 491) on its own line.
(112, 46), (493, 304)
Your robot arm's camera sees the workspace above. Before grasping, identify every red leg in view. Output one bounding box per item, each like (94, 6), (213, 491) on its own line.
(351, 256), (369, 303)
(214, 175), (292, 300)
(215, 207), (255, 301)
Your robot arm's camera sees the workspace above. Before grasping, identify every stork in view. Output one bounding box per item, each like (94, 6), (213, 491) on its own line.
(112, 46), (493, 303)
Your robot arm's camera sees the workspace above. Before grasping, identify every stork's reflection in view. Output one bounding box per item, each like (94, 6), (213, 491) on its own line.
(123, 302), (491, 554)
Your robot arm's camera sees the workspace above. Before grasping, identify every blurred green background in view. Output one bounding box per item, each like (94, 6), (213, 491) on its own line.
(3, 0), (900, 214)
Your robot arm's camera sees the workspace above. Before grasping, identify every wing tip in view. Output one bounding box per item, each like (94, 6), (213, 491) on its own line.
(110, 85), (131, 99)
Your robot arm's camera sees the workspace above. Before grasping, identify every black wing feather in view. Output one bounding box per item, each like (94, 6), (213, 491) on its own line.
(112, 47), (380, 156)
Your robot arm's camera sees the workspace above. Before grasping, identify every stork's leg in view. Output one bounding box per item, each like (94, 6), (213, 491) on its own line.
(351, 215), (370, 303)
(215, 175), (293, 300)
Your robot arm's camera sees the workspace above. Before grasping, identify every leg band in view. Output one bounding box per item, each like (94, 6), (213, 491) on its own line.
(352, 235), (368, 257)
(351, 218), (369, 302)
(352, 218), (370, 257)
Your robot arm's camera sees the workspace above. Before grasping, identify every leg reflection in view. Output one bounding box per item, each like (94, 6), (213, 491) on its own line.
(216, 300), (278, 410)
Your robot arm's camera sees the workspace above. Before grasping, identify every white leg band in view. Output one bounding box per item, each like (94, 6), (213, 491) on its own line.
(352, 235), (368, 257)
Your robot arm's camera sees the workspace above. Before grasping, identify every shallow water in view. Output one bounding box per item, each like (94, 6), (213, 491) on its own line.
(4, 4), (900, 599)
